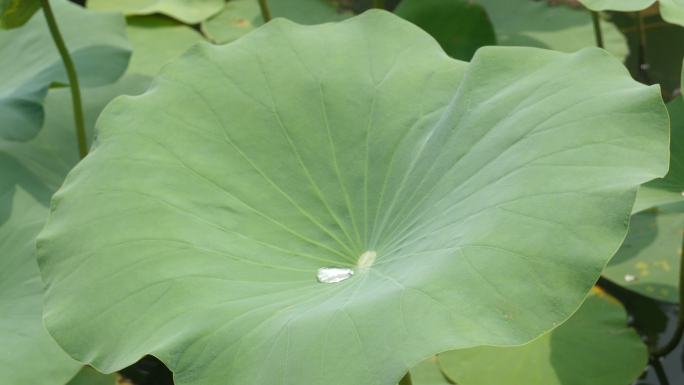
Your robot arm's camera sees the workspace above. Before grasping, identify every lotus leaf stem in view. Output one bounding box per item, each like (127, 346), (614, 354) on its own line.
(650, 355), (670, 385)
(258, 0), (272, 22)
(39, 0), (87, 159)
(374, 0), (385, 9)
(591, 11), (604, 49)
(635, 10), (650, 83)
(648, 223), (684, 357)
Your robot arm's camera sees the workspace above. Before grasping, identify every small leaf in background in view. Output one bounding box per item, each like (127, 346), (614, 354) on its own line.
(202, 0), (352, 45)
(0, 75), (151, 385)
(0, 0), (39, 29)
(439, 288), (648, 385)
(603, 210), (682, 302)
(476, 0), (628, 61)
(126, 15), (205, 77)
(659, 0), (684, 26)
(634, 96), (684, 212)
(578, 0), (656, 12)
(86, 0), (224, 25)
(0, 188), (81, 385)
(201, 0), (261, 44)
(580, 0), (684, 27)
(36, 10), (667, 385)
(65, 366), (121, 385)
(409, 356), (452, 385)
(394, 0), (496, 61)
(0, 0), (130, 141)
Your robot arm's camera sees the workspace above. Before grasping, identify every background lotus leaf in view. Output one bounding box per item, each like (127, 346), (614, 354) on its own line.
(36, 11), (667, 385)
(0, 0), (130, 141)
(65, 366), (120, 385)
(86, 0), (223, 25)
(603, 210), (682, 302)
(476, 0), (628, 61)
(439, 288), (647, 385)
(393, 0), (496, 61)
(579, 0), (655, 12)
(409, 356), (451, 385)
(202, 0), (352, 45)
(126, 15), (205, 77)
(634, 96), (684, 213)
(0, 75), (151, 384)
(0, 0), (39, 29)
(579, 0), (684, 27)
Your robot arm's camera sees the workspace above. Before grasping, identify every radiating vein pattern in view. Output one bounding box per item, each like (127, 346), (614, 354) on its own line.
(37, 10), (668, 385)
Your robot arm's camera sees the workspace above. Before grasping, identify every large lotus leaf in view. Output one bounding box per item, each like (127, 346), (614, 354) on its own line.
(87, 0), (223, 24)
(580, 0), (684, 26)
(36, 10), (668, 385)
(603, 210), (682, 302)
(126, 16), (205, 77)
(634, 96), (684, 213)
(0, 0), (39, 29)
(0, 75), (151, 384)
(439, 287), (647, 385)
(476, 0), (628, 61)
(0, 0), (130, 142)
(393, 0), (496, 61)
(201, 0), (352, 45)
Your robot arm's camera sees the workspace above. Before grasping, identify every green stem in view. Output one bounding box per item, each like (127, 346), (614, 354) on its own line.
(398, 371), (412, 385)
(649, 224), (684, 357)
(39, 0), (87, 159)
(591, 11), (604, 49)
(634, 10), (651, 83)
(258, 0), (272, 22)
(374, 0), (385, 9)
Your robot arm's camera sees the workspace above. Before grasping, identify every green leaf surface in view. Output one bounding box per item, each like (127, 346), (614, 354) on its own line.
(476, 0), (628, 61)
(659, 0), (684, 28)
(439, 288), (648, 385)
(634, 96), (684, 213)
(409, 356), (452, 385)
(0, 188), (80, 384)
(87, 0), (225, 24)
(603, 210), (682, 302)
(0, 0), (130, 141)
(0, 0), (39, 29)
(0, 75), (151, 384)
(126, 15), (205, 77)
(37, 11), (667, 385)
(65, 366), (120, 385)
(393, 0), (496, 61)
(578, 0), (655, 11)
(579, 0), (684, 27)
(201, 0), (352, 45)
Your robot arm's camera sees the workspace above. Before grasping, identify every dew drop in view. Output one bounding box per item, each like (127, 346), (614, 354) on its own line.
(640, 63), (650, 70)
(624, 274), (638, 282)
(317, 267), (354, 283)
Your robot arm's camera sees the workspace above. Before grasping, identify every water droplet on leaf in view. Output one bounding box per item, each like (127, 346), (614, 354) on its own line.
(624, 274), (637, 282)
(317, 267), (354, 283)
